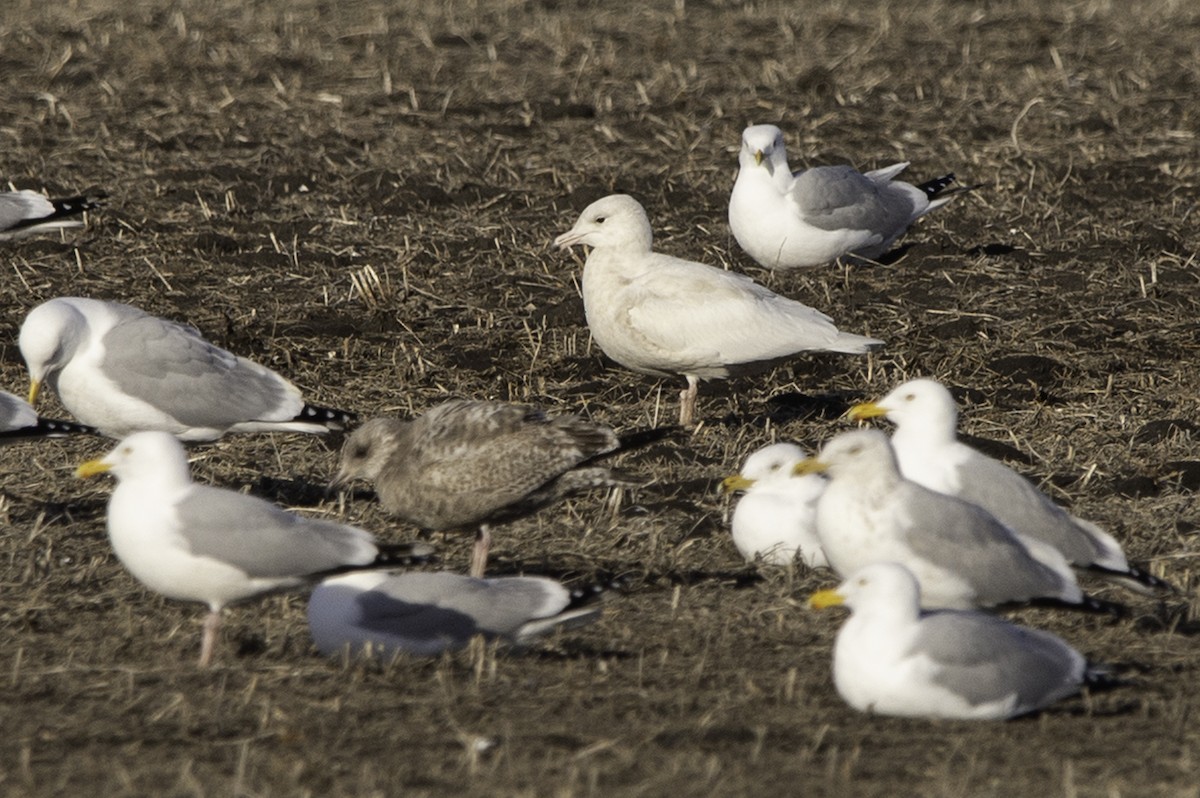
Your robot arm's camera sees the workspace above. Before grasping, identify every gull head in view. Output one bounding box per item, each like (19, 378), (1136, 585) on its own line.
(809, 562), (921, 613)
(795, 428), (899, 482)
(76, 430), (192, 485)
(722, 442), (808, 494)
(849, 378), (959, 437)
(19, 298), (89, 405)
(739, 124), (788, 174)
(332, 417), (408, 488)
(553, 194), (654, 254)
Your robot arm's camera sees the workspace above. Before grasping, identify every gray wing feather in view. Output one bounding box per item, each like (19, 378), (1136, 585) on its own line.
(101, 316), (301, 427)
(0, 392), (37, 431)
(176, 487), (376, 577)
(913, 611), (1084, 710)
(953, 454), (1121, 567)
(369, 572), (569, 634)
(791, 166), (916, 233)
(899, 483), (1076, 605)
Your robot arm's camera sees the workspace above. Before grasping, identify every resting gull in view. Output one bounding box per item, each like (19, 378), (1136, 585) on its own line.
(553, 193), (882, 426)
(20, 296), (354, 440)
(848, 378), (1173, 594)
(0, 390), (96, 443)
(308, 570), (605, 659)
(795, 429), (1121, 613)
(721, 442), (827, 568)
(77, 431), (431, 666)
(809, 562), (1116, 720)
(0, 189), (105, 241)
(729, 124), (961, 269)
(332, 400), (641, 577)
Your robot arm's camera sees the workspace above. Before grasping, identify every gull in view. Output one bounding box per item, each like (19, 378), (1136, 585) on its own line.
(848, 378), (1173, 594)
(308, 570), (606, 659)
(76, 431), (431, 666)
(0, 390), (96, 443)
(332, 400), (641, 577)
(0, 189), (105, 241)
(809, 562), (1117, 720)
(20, 297), (354, 440)
(553, 194), (882, 426)
(720, 442), (827, 567)
(729, 124), (962, 269)
(796, 429), (1121, 613)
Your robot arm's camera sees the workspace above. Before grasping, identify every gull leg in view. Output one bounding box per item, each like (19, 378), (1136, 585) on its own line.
(199, 608), (222, 667)
(679, 375), (699, 427)
(470, 524), (492, 578)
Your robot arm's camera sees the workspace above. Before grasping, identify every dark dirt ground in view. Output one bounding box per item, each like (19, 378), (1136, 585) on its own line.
(1, 0), (1199, 794)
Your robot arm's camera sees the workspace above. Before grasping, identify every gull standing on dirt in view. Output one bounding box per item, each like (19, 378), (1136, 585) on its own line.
(728, 124), (961, 269)
(332, 399), (640, 577)
(0, 189), (105, 241)
(809, 562), (1116, 720)
(796, 429), (1120, 613)
(721, 442), (827, 567)
(553, 194), (882, 426)
(76, 431), (431, 666)
(0, 390), (96, 443)
(20, 297), (354, 440)
(308, 570), (606, 659)
(848, 378), (1173, 594)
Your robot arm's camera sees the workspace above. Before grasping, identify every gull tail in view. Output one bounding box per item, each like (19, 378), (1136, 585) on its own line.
(0, 417), (98, 442)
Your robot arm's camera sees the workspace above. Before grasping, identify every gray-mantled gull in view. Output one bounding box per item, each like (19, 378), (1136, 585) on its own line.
(20, 297), (354, 441)
(809, 562), (1117, 720)
(0, 190), (105, 241)
(553, 194), (883, 427)
(332, 400), (643, 577)
(76, 431), (432, 666)
(721, 442), (827, 568)
(729, 124), (962, 269)
(0, 390), (96, 442)
(795, 429), (1122, 613)
(848, 378), (1174, 594)
(308, 570), (605, 659)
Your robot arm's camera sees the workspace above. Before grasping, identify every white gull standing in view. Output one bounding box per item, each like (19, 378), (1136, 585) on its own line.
(553, 194), (882, 426)
(76, 431), (430, 666)
(729, 124), (961, 269)
(308, 570), (605, 659)
(20, 297), (354, 441)
(721, 442), (827, 567)
(848, 377), (1174, 594)
(795, 429), (1121, 613)
(0, 190), (104, 241)
(809, 562), (1116, 720)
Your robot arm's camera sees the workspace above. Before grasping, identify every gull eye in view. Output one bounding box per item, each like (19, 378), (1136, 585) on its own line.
(769, 462), (781, 471)
(122, 446), (133, 455)
(594, 216), (606, 224)
(904, 393), (915, 401)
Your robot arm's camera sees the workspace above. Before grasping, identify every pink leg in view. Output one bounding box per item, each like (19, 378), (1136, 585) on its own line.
(199, 609), (222, 667)
(679, 375), (699, 427)
(469, 525), (492, 578)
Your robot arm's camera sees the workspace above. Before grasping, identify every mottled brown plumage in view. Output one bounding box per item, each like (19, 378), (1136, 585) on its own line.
(332, 400), (638, 576)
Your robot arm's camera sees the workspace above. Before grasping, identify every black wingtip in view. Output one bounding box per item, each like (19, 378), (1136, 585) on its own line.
(374, 541), (437, 566)
(1085, 562), (1180, 595)
(565, 577), (625, 611)
(1083, 662), (1127, 692)
(296, 403), (358, 431)
(51, 191), (107, 216)
(0, 417), (99, 441)
(1021, 594), (1128, 618)
(916, 173), (956, 198)
(618, 426), (684, 451)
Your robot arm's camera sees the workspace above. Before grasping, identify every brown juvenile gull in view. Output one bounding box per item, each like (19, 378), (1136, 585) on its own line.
(848, 378), (1174, 594)
(0, 390), (96, 443)
(332, 399), (639, 577)
(308, 570), (607, 659)
(809, 562), (1118, 720)
(76, 431), (432, 666)
(20, 297), (354, 441)
(553, 194), (882, 427)
(0, 189), (105, 241)
(795, 429), (1123, 614)
(728, 124), (963, 269)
